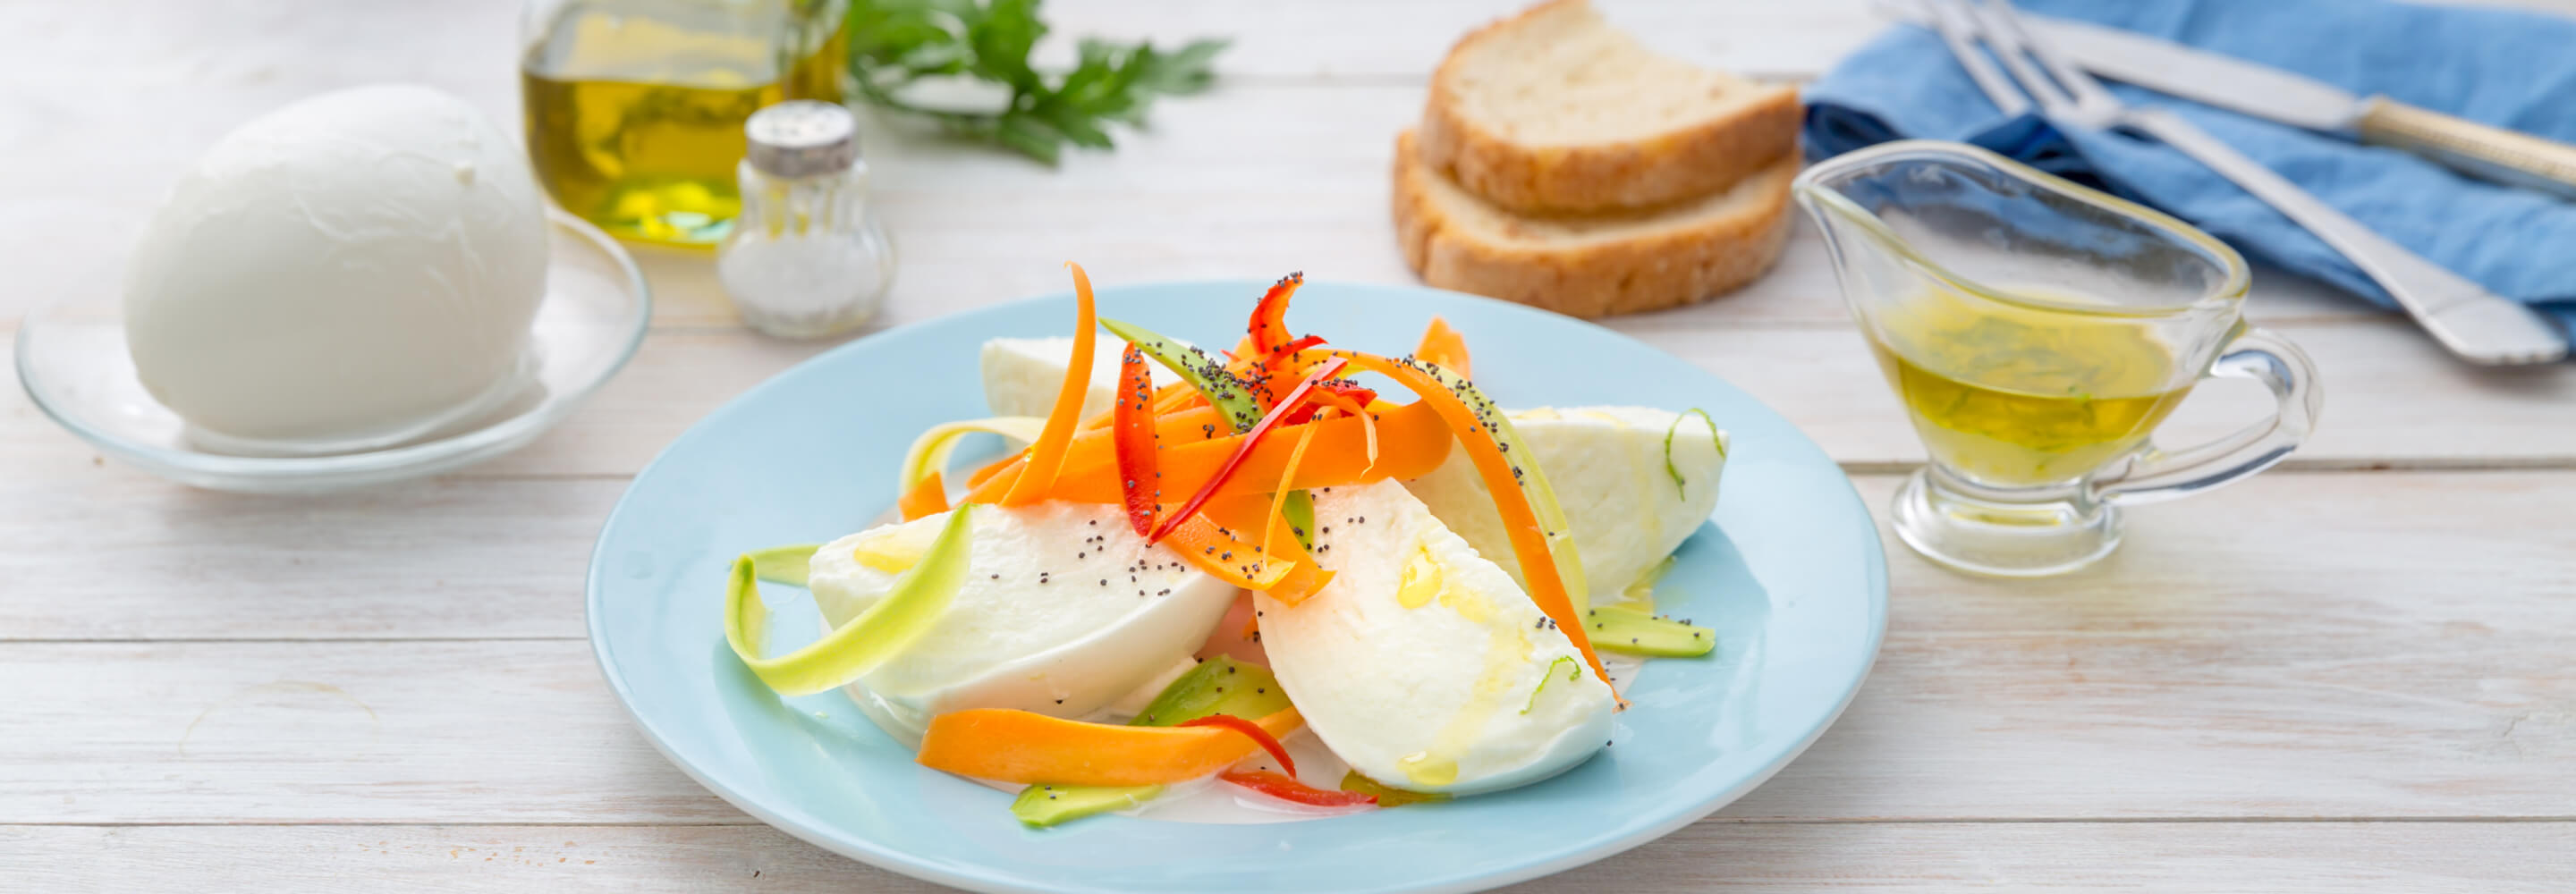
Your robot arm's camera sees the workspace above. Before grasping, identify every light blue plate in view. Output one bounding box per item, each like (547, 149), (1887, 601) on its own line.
(589, 281), (1887, 894)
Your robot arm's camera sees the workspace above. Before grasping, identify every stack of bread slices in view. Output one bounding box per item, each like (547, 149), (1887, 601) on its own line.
(1394, 0), (1804, 318)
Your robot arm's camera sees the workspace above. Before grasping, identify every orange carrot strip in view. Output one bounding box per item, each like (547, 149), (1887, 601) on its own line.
(1148, 358), (1348, 543)
(1202, 496), (1335, 607)
(1258, 423), (1320, 559)
(1308, 390), (1379, 470)
(1050, 401), (1450, 504)
(964, 461), (1021, 504)
(917, 707), (1305, 787)
(1255, 549), (1335, 606)
(1067, 405), (1224, 462)
(897, 471), (948, 520)
(1000, 263), (1098, 505)
(1080, 380), (1199, 434)
(1415, 316), (1471, 377)
(966, 454), (1017, 488)
(1332, 351), (1612, 696)
(1153, 381), (1204, 416)
(1162, 514), (1293, 590)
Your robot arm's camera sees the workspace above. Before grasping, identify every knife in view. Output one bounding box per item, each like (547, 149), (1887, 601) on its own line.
(1880, 4), (2576, 198)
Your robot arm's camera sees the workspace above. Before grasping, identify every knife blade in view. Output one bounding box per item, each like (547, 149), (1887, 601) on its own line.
(1876, 4), (2576, 198)
(2028, 17), (2361, 131)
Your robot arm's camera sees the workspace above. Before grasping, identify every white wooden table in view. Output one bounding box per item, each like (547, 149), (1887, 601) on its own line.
(8, 1), (2575, 890)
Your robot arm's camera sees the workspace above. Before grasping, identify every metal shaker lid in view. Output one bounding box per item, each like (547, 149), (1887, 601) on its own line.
(744, 100), (860, 177)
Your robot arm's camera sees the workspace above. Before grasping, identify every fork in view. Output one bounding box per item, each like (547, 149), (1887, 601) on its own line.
(1921, 0), (2570, 366)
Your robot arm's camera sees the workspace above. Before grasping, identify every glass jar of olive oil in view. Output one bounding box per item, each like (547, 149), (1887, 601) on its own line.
(520, 0), (846, 246)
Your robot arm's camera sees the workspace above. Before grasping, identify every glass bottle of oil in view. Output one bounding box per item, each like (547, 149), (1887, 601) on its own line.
(520, 0), (846, 247)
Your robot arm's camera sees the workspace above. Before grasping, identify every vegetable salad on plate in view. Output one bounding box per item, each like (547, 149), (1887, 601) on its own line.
(724, 266), (1731, 825)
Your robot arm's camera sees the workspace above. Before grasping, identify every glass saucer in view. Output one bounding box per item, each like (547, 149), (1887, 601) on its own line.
(13, 210), (649, 493)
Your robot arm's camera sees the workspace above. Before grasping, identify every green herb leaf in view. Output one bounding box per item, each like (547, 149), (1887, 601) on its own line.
(843, 0), (1226, 164)
(992, 115), (1063, 164)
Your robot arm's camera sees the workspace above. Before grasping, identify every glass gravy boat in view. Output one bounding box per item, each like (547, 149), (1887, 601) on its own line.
(1794, 140), (2323, 577)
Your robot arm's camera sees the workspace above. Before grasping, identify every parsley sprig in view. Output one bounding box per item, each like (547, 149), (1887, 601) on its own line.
(842, 0), (1227, 164)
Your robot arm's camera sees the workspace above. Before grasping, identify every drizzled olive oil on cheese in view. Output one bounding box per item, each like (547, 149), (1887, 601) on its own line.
(1391, 536), (1530, 788)
(1867, 288), (2201, 487)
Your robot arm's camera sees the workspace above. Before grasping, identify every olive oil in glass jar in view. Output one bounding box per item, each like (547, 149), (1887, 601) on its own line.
(520, 0), (844, 246)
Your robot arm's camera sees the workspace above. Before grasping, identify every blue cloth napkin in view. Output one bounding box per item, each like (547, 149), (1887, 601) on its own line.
(1804, 0), (2576, 329)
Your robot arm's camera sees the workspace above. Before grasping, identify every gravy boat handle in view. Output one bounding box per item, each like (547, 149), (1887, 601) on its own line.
(2089, 327), (2322, 505)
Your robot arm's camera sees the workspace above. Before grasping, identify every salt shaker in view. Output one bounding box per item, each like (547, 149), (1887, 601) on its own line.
(718, 101), (895, 337)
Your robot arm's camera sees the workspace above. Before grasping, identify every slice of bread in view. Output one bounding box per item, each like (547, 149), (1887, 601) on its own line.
(1418, 0), (1801, 215)
(1393, 129), (1793, 318)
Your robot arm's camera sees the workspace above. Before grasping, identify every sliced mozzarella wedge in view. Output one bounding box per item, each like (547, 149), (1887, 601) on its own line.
(1256, 480), (1614, 795)
(808, 501), (1235, 746)
(981, 336), (1178, 419)
(1406, 406), (1725, 603)
(980, 333), (1725, 603)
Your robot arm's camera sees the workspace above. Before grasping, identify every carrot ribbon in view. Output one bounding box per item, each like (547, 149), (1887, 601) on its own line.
(916, 707), (1306, 787)
(1328, 350), (1614, 698)
(1000, 263), (1098, 505)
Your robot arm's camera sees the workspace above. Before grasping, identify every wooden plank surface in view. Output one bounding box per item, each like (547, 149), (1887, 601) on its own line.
(13, 822), (2576, 892)
(13, 316), (2575, 487)
(7, 473), (2567, 825)
(0, 77), (2382, 333)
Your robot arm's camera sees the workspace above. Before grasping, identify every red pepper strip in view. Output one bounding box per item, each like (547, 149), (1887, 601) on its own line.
(1000, 263), (1099, 505)
(1218, 770), (1377, 807)
(1284, 378), (1378, 426)
(1245, 272), (1303, 357)
(1317, 380), (1378, 408)
(1329, 351), (1614, 699)
(1259, 334), (1326, 371)
(1112, 343), (1161, 536)
(1180, 714), (1296, 775)
(1081, 379), (1199, 434)
(1415, 316), (1471, 378)
(1146, 358), (1349, 544)
(897, 470), (949, 520)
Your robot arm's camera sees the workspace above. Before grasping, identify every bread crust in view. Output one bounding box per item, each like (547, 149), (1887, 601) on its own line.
(1416, 0), (1804, 215)
(1393, 131), (1795, 319)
